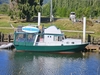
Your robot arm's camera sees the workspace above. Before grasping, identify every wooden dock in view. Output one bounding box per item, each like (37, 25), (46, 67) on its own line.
(85, 44), (100, 52)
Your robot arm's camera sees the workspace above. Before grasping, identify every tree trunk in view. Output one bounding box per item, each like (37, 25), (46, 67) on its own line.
(26, 14), (30, 22)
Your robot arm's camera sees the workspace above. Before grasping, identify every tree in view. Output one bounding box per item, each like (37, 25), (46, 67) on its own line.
(0, 3), (9, 14)
(9, 0), (43, 22)
(42, 0), (100, 18)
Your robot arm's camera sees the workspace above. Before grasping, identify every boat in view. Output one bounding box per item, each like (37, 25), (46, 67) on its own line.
(14, 0), (90, 53)
(0, 42), (14, 49)
(13, 25), (88, 52)
(13, 20), (88, 52)
(13, 0), (88, 52)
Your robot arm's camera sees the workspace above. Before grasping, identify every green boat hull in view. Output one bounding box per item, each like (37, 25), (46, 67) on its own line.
(14, 43), (88, 52)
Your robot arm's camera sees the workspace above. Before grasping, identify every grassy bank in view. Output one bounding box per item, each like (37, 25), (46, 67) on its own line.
(0, 15), (100, 39)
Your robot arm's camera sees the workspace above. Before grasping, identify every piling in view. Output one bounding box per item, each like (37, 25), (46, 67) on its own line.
(1, 33), (4, 42)
(87, 34), (91, 43)
(8, 34), (11, 42)
(0, 32), (1, 42)
(0, 33), (13, 42)
(83, 17), (86, 43)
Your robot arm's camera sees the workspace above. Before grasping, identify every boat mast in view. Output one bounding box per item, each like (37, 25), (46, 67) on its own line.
(34, 12), (41, 45)
(38, 12), (41, 26)
(83, 17), (86, 43)
(50, 0), (53, 22)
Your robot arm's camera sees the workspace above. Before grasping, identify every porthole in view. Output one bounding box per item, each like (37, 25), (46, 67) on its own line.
(72, 42), (74, 44)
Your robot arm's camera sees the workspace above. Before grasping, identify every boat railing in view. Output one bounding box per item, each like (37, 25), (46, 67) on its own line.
(28, 24), (38, 27)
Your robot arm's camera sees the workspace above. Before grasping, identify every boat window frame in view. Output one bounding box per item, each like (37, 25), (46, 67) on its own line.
(27, 33), (36, 43)
(15, 32), (37, 43)
(15, 33), (26, 42)
(54, 35), (63, 41)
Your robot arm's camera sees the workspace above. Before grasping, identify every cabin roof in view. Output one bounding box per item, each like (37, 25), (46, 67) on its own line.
(44, 25), (62, 34)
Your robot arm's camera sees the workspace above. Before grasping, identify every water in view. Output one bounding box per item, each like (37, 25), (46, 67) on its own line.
(0, 49), (100, 75)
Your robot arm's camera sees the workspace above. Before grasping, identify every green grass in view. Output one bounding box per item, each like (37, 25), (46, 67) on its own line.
(0, 15), (100, 39)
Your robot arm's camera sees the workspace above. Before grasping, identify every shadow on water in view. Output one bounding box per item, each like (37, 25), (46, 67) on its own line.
(14, 51), (83, 59)
(0, 49), (100, 75)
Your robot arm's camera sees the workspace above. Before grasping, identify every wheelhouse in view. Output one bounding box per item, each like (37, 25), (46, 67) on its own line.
(14, 32), (37, 46)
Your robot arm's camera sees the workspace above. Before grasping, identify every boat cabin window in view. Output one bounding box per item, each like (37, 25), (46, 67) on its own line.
(72, 42), (74, 44)
(54, 36), (62, 41)
(27, 34), (35, 42)
(66, 42), (69, 44)
(15, 33), (36, 42)
(16, 33), (26, 42)
(47, 36), (52, 38)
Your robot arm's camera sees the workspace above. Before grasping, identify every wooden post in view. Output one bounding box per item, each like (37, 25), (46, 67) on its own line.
(8, 34), (11, 42)
(0, 32), (1, 42)
(88, 34), (91, 44)
(1, 33), (4, 42)
(83, 17), (86, 43)
(92, 37), (94, 44)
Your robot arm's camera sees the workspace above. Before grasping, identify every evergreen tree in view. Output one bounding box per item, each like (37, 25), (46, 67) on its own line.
(42, 0), (100, 18)
(9, 0), (43, 21)
(0, 3), (9, 14)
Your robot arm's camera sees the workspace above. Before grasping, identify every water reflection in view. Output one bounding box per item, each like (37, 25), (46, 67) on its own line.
(0, 49), (15, 75)
(14, 52), (83, 75)
(0, 50), (100, 75)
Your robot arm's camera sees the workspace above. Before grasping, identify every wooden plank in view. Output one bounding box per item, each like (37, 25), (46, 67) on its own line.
(86, 44), (100, 51)
(61, 30), (94, 34)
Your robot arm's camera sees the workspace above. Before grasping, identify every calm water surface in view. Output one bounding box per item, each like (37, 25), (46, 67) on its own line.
(0, 49), (100, 75)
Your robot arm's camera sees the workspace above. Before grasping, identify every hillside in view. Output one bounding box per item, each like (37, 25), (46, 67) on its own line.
(0, 15), (100, 41)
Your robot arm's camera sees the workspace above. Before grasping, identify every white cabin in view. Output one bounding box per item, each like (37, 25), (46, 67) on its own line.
(38, 25), (82, 45)
(44, 26), (63, 42)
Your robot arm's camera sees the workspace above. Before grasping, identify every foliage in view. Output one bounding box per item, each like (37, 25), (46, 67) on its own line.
(42, 0), (100, 18)
(42, 4), (50, 16)
(1, 0), (100, 21)
(9, 0), (43, 22)
(0, 3), (9, 14)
